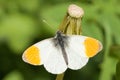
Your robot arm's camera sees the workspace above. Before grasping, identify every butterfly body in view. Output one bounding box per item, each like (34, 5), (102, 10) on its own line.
(53, 31), (69, 65)
(22, 31), (102, 74)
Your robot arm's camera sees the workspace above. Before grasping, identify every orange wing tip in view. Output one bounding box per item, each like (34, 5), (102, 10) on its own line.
(22, 45), (41, 65)
(84, 37), (103, 57)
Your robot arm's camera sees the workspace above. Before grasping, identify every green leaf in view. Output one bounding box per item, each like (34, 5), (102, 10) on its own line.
(3, 70), (24, 80)
(116, 61), (120, 80)
(82, 19), (103, 42)
(99, 57), (117, 80)
(0, 14), (36, 54)
(17, 0), (40, 12)
(109, 17), (120, 44)
(99, 14), (120, 44)
(110, 45), (120, 59)
(40, 3), (71, 33)
(97, 20), (118, 80)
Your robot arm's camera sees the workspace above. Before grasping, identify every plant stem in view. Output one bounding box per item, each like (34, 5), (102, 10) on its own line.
(55, 73), (64, 80)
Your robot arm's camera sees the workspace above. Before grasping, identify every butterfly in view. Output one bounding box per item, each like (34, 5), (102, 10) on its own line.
(22, 31), (103, 74)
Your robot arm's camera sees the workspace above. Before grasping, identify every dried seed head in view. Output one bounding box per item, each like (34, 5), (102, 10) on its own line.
(68, 4), (84, 18)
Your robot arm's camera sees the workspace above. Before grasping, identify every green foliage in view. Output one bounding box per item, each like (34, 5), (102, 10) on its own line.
(0, 0), (120, 80)
(3, 71), (23, 80)
(116, 61), (120, 80)
(0, 14), (36, 53)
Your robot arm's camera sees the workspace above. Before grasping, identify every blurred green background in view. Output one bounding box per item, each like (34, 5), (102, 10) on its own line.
(0, 0), (120, 80)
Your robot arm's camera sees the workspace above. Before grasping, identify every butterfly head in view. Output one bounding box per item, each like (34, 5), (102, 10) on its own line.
(55, 31), (63, 38)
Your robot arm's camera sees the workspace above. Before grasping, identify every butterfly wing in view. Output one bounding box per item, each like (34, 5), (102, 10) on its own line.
(22, 38), (53, 65)
(66, 46), (89, 70)
(65, 35), (102, 70)
(43, 45), (67, 74)
(22, 38), (67, 74)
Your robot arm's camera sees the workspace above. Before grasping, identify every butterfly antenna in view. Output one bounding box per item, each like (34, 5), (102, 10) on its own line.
(43, 20), (62, 34)
(42, 20), (55, 30)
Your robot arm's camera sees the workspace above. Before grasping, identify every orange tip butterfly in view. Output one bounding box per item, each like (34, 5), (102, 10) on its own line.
(22, 31), (103, 74)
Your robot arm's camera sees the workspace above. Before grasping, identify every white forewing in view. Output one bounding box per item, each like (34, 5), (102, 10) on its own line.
(22, 38), (54, 65)
(35, 38), (67, 74)
(66, 46), (89, 70)
(43, 45), (67, 74)
(65, 35), (89, 69)
(67, 35), (88, 57)
(34, 38), (54, 64)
